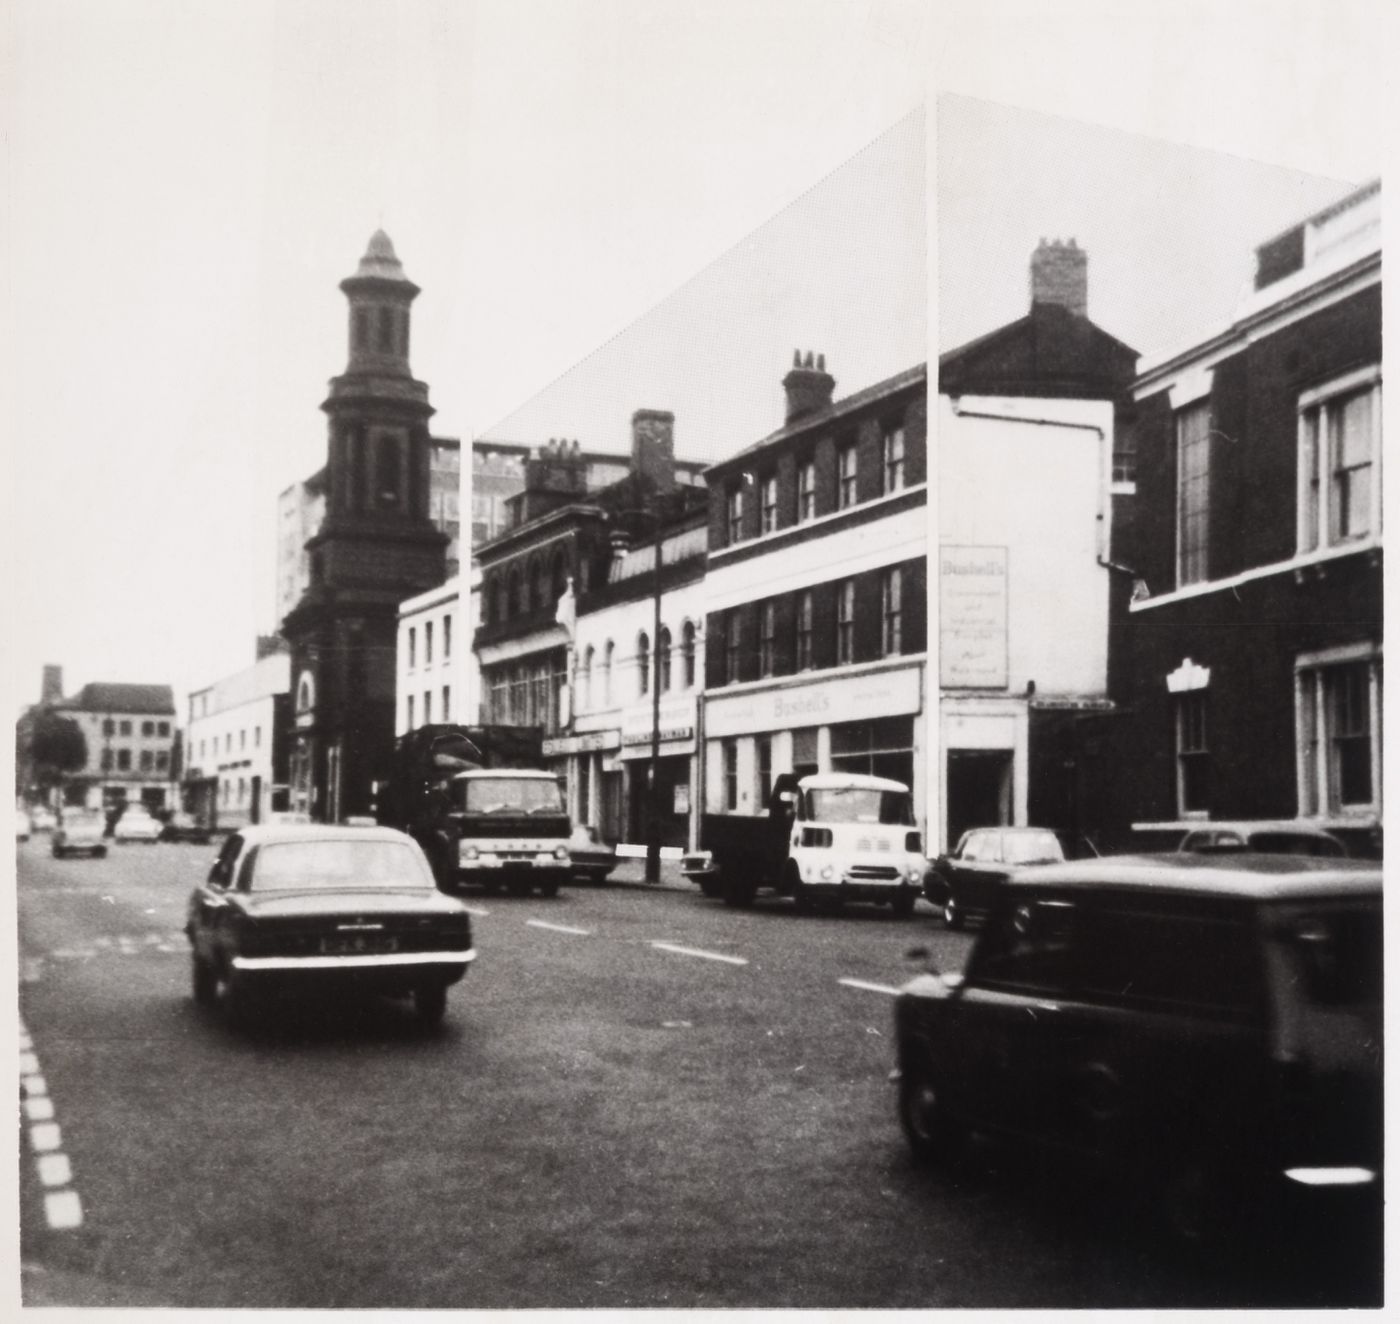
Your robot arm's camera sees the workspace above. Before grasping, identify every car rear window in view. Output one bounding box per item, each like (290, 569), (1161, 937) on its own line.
(250, 840), (433, 890)
(1002, 831), (1065, 865)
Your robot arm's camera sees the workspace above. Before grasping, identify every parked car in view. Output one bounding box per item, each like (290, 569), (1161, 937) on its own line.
(114, 806), (163, 843)
(161, 812), (212, 845)
(16, 809), (31, 842)
(1177, 820), (1347, 857)
(923, 826), (1066, 929)
(568, 824), (617, 884)
(52, 811), (108, 859)
(895, 853), (1382, 1244)
(185, 824), (475, 1027)
(30, 806), (57, 832)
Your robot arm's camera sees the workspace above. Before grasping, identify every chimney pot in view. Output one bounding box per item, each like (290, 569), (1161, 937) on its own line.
(781, 351), (836, 423)
(1030, 237), (1088, 316)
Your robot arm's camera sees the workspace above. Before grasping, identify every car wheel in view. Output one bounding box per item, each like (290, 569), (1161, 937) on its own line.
(94, 846), (107, 859)
(52, 844), (65, 859)
(892, 891), (916, 919)
(538, 880), (560, 898)
(214, 961), (253, 1026)
(413, 983), (448, 1027)
(943, 898), (964, 930)
(698, 875), (723, 899)
(191, 951), (217, 1005)
(899, 1064), (967, 1165)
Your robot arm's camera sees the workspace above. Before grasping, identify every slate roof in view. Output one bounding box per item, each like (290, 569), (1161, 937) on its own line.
(68, 683), (176, 715)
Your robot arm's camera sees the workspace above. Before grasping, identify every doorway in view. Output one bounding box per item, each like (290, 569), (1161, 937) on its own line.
(946, 749), (1013, 848)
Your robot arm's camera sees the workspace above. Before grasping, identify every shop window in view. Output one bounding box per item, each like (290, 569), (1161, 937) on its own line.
(836, 580), (855, 665)
(792, 728), (819, 781)
(757, 736), (773, 805)
(658, 627), (672, 693)
(796, 590), (814, 670)
(881, 567), (903, 655)
(759, 603), (776, 677)
(760, 473), (779, 534)
(798, 457), (816, 522)
(1176, 401), (1211, 586)
(837, 442), (858, 509)
(1297, 651), (1381, 816)
(722, 740), (739, 811)
(1298, 368), (1381, 554)
(1175, 690), (1210, 816)
(882, 424), (905, 494)
(830, 716), (914, 789)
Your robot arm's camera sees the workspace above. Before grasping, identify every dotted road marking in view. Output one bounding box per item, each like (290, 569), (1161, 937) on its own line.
(837, 978), (903, 996)
(526, 920), (592, 937)
(650, 942), (748, 967)
(19, 1021), (84, 1231)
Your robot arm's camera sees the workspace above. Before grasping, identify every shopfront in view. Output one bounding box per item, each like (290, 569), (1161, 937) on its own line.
(702, 660), (927, 829)
(619, 696), (696, 849)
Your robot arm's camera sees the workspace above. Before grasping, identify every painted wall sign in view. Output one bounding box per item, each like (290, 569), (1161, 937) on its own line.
(541, 730), (620, 756)
(940, 546), (1009, 689)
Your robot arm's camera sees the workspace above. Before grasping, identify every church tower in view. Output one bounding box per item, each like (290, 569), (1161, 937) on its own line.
(282, 232), (448, 822)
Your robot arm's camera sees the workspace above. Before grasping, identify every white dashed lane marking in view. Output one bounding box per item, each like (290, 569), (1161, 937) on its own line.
(651, 942), (748, 967)
(838, 978), (903, 996)
(526, 920), (592, 937)
(19, 1020), (84, 1231)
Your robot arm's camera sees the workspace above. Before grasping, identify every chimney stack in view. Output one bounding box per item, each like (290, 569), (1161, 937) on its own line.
(41, 665), (63, 705)
(782, 349), (836, 423)
(631, 409), (676, 495)
(1030, 238), (1088, 316)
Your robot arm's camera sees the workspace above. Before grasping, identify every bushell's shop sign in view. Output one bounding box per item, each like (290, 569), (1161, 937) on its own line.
(940, 545), (1008, 689)
(704, 664), (922, 739)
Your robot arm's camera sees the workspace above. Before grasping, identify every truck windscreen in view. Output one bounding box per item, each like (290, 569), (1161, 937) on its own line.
(804, 788), (914, 826)
(455, 777), (565, 815)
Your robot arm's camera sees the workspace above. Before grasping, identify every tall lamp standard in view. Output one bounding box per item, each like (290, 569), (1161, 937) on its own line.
(608, 506), (665, 885)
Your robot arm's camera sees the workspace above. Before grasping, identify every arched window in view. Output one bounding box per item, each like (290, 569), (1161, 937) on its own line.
(376, 434), (400, 507)
(533, 556), (550, 610)
(638, 632), (651, 696)
(681, 620), (696, 689)
(657, 626), (672, 693)
(580, 645), (594, 711)
(603, 641), (614, 705)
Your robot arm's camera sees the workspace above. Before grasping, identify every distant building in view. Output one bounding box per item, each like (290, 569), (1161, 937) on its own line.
(183, 644), (292, 828)
(396, 576), (463, 735)
(700, 357), (930, 834)
(1107, 180), (1382, 855)
(28, 670), (179, 812)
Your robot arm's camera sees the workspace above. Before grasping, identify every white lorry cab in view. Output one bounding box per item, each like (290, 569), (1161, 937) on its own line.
(785, 773), (928, 915)
(451, 767), (573, 896)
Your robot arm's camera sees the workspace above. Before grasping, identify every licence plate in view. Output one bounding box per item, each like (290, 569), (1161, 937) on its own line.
(319, 935), (398, 955)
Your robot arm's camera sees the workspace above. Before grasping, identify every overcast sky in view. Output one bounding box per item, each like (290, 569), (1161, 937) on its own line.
(3, 0), (1393, 730)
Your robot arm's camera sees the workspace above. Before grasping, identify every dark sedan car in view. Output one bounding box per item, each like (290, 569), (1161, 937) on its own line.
(1177, 820), (1347, 857)
(568, 824), (617, 884)
(185, 824), (475, 1027)
(923, 826), (1066, 928)
(162, 812), (213, 845)
(896, 854), (1382, 1245)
